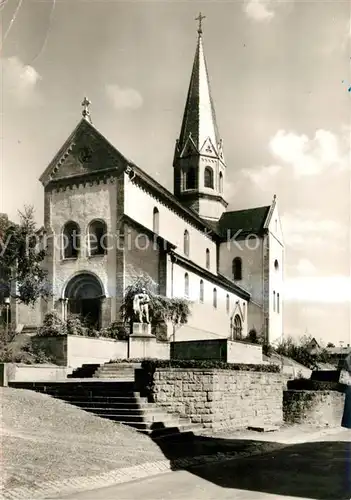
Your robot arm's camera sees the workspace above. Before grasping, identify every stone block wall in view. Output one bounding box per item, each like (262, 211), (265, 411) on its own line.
(283, 390), (345, 427)
(150, 368), (283, 430)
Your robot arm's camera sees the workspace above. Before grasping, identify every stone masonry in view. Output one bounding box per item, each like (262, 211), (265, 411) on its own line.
(151, 368), (283, 430)
(283, 390), (345, 427)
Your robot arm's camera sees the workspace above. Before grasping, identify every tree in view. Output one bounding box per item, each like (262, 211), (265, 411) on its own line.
(275, 334), (330, 370)
(0, 206), (49, 305)
(120, 274), (191, 337)
(327, 342), (335, 348)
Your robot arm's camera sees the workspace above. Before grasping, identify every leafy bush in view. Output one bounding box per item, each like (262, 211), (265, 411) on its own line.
(0, 328), (55, 364)
(100, 322), (129, 340)
(37, 312), (67, 337)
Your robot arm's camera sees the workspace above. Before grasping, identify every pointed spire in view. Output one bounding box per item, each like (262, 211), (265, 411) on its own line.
(177, 15), (222, 157)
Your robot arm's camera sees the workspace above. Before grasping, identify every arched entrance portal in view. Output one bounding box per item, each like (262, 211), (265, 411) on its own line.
(64, 273), (104, 329)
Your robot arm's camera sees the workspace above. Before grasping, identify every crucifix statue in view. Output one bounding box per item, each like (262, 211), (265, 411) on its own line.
(195, 12), (206, 35)
(81, 97), (92, 122)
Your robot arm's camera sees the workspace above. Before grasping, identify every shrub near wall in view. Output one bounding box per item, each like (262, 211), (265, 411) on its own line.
(135, 360), (282, 430)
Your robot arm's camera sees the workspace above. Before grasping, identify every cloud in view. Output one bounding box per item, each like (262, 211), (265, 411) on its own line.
(285, 275), (351, 303)
(269, 129), (349, 177)
(295, 258), (317, 276)
(281, 211), (344, 247)
(241, 164), (281, 187)
(244, 0), (275, 22)
(2, 56), (41, 105)
(106, 84), (143, 110)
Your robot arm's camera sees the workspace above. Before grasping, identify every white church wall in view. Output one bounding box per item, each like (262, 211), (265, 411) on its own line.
(170, 262), (248, 341)
(49, 181), (117, 320)
(267, 208), (284, 345)
(218, 238), (264, 305)
(124, 179), (217, 274)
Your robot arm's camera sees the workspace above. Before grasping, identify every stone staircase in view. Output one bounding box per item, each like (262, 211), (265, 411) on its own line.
(9, 379), (203, 439)
(68, 362), (140, 380)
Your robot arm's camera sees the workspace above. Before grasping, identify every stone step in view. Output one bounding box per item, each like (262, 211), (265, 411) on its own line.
(68, 402), (163, 411)
(78, 407), (182, 423)
(56, 395), (147, 404)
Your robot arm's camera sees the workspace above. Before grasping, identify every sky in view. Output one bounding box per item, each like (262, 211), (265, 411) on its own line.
(0, 0), (350, 345)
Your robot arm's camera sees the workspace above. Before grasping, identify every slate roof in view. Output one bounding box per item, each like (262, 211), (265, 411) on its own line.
(216, 206), (271, 239)
(178, 32), (220, 153)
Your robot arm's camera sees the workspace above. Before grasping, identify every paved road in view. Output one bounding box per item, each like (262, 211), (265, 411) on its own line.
(58, 430), (351, 500)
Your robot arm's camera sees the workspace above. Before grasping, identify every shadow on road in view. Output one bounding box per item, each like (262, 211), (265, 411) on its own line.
(151, 426), (351, 500)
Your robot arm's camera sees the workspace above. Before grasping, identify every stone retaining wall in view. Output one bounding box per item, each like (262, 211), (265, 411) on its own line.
(283, 390), (345, 426)
(149, 368), (283, 430)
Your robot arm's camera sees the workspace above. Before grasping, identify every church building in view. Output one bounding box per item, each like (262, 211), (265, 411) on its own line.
(26, 19), (284, 344)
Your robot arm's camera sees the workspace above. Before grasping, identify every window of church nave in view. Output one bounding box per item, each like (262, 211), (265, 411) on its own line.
(88, 220), (107, 256)
(183, 230), (190, 256)
(153, 207), (159, 234)
(184, 273), (189, 297)
(213, 288), (217, 308)
(205, 248), (210, 270)
(232, 257), (242, 281)
(274, 259), (279, 271)
(204, 167), (214, 189)
(226, 294), (230, 314)
(273, 291), (276, 312)
(277, 293), (280, 313)
(199, 280), (204, 303)
(219, 172), (223, 193)
(185, 167), (196, 190)
(62, 221), (80, 259)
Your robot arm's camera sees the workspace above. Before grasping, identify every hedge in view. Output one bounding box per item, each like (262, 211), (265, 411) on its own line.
(140, 359), (280, 372)
(287, 378), (345, 392)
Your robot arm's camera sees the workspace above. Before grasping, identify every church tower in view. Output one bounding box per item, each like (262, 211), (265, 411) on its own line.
(173, 14), (228, 222)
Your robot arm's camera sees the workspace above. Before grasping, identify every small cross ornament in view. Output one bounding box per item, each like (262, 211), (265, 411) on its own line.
(195, 12), (206, 35)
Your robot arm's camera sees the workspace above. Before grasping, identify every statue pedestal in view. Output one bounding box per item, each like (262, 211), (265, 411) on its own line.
(128, 323), (156, 359)
(130, 322), (153, 337)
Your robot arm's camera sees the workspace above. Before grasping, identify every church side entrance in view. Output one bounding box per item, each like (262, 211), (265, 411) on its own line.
(64, 273), (104, 329)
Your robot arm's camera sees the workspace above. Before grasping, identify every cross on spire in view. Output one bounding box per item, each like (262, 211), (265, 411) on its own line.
(81, 97), (92, 122)
(195, 12), (206, 35)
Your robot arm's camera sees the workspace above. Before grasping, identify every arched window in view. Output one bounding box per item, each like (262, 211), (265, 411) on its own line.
(232, 257), (242, 281)
(88, 220), (107, 256)
(277, 293), (280, 313)
(200, 279), (204, 303)
(153, 207), (159, 234)
(184, 273), (189, 297)
(274, 259), (279, 271)
(273, 291), (276, 312)
(63, 221), (80, 259)
(204, 167), (214, 188)
(213, 288), (217, 308)
(186, 167), (196, 190)
(219, 172), (223, 193)
(205, 248), (210, 270)
(226, 294), (230, 314)
(183, 229), (190, 257)
(233, 314), (242, 340)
